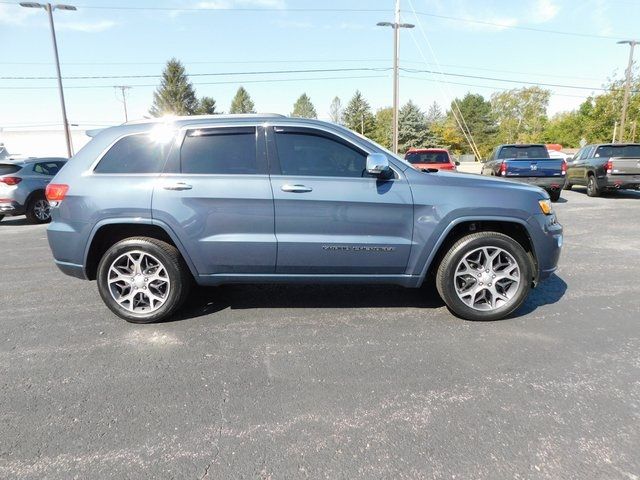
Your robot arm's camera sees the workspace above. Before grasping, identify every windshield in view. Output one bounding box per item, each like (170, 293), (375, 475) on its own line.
(595, 145), (640, 158)
(405, 151), (450, 164)
(498, 145), (549, 159)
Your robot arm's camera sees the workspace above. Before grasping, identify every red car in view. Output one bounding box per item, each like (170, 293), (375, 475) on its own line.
(404, 148), (458, 171)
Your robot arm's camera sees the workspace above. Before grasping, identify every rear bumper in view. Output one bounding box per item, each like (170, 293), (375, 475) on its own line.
(53, 260), (87, 280)
(600, 175), (640, 190)
(0, 200), (24, 216)
(506, 176), (565, 191)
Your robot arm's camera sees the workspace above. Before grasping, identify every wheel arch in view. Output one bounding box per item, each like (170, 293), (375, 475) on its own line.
(83, 219), (198, 281)
(24, 188), (46, 208)
(417, 216), (538, 287)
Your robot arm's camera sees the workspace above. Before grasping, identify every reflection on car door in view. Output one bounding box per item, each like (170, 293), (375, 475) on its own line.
(267, 126), (413, 275)
(152, 126), (276, 275)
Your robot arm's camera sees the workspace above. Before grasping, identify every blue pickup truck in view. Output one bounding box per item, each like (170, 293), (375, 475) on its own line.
(481, 144), (566, 201)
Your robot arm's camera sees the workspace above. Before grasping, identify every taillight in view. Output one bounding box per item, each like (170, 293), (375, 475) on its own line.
(45, 183), (69, 203)
(499, 161), (507, 176)
(0, 176), (22, 185)
(606, 159), (613, 174)
(561, 160), (567, 176)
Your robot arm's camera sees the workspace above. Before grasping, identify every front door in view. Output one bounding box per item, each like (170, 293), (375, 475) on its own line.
(267, 126), (413, 275)
(152, 125), (276, 275)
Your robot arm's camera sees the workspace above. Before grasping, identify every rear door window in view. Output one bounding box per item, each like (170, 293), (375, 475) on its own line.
(94, 134), (167, 174)
(33, 162), (63, 176)
(180, 127), (258, 174)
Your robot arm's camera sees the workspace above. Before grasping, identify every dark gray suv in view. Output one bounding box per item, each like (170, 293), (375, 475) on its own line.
(46, 115), (563, 323)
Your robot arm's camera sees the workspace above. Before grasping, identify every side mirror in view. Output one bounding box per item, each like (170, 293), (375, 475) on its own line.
(455, 160), (460, 166)
(366, 153), (392, 178)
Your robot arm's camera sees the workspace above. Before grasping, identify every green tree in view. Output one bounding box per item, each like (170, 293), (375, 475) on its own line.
(425, 101), (444, 124)
(229, 86), (256, 114)
(329, 96), (343, 124)
(291, 93), (317, 118)
(543, 111), (585, 147)
(491, 87), (550, 144)
(398, 100), (438, 153)
(449, 93), (496, 158)
(149, 58), (198, 117)
(196, 96), (219, 115)
(372, 107), (393, 149)
(342, 90), (375, 136)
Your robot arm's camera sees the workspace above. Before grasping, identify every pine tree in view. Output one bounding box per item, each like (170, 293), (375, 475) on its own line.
(291, 93), (317, 118)
(149, 58), (198, 117)
(342, 91), (375, 136)
(196, 96), (219, 115)
(329, 96), (342, 123)
(398, 100), (438, 153)
(229, 87), (256, 114)
(426, 101), (444, 124)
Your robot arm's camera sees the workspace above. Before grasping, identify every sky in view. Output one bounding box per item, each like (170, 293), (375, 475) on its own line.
(0, 0), (638, 130)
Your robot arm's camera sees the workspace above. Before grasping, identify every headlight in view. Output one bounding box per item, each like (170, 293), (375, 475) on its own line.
(538, 199), (553, 215)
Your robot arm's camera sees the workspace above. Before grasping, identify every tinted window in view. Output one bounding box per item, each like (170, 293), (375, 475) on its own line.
(181, 128), (257, 174)
(595, 144), (640, 158)
(497, 145), (549, 160)
(95, 135), (166, 174)
(0, 164), (22, 175)
(275, 132), (366, 177)
(33, 161), (64, 176)
(406, 151), (450, 164)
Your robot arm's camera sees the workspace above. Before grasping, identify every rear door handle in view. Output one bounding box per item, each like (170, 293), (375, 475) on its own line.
(281, 184), (313, 193)
(163, 182), (192, 191)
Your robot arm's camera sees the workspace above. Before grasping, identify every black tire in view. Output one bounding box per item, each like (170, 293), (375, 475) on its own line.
(563, 182), (572, 191)
(435, 232), (533, 321)
(97, 237), (191, 323)
(25, 193), (51, 224)
(586, 174), (601, 197)
(0, 214), (4, 223)
(549, 189), (561, 202)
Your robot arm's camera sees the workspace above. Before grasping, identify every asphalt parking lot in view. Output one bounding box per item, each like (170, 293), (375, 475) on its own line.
(1, 188), (639, 479)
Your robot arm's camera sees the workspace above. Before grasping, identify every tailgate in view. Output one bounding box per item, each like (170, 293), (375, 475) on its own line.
(609, 157), (640, 175)
(505, 158), (564, 178)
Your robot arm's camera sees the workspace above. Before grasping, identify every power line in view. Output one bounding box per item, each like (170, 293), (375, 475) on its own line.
(0, 0), (631, 41)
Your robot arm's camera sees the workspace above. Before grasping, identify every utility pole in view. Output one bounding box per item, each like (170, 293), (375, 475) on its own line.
(114, 85), (131, 122)
(377, 0), (414, 154)
(617, 40), (638, 143)
(20, 3), (76, 157)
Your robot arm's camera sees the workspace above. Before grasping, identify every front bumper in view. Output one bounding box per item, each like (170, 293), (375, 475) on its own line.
(528, 213), (563, 283)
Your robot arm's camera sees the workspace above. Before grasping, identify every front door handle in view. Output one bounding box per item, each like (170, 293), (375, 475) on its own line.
(163, 182), (192, 191)
(281, 184), (313, 193)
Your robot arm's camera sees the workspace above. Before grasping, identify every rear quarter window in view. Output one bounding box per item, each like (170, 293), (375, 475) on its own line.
(94, 134), (167, 174)
(0, 164), (22, 175)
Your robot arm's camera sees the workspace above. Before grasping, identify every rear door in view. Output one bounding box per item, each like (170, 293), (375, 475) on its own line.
(152, 125), (276, 275)
(267, 125), (413, 275)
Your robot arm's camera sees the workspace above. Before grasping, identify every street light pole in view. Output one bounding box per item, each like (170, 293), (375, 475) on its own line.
(20, 2), (76, 157)
(377, 0), (414, 154)
(617, 39), (638, 144)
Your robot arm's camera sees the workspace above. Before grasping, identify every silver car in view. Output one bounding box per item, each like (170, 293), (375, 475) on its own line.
(0, 158), (67, 224)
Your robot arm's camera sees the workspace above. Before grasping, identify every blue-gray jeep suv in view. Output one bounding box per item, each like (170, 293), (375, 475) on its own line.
(46, 115), (562, 323)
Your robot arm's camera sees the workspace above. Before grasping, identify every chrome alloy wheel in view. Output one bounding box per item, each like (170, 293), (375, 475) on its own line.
(33, 199), (51, 221)
(454, 246), (521, 311)
(107, 251), (170, 314)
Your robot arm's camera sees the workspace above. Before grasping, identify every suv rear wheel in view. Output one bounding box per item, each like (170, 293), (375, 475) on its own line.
(26, 193), (51, 224)
(97, 237), (191, 323)
(586, 175), (601, 197)
(436, 232), (533, 321)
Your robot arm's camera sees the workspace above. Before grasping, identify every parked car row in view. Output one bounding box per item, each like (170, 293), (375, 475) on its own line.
(404, 142), (640, 202)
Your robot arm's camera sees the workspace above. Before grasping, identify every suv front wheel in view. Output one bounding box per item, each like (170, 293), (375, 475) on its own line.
(97, 237), (191, 323)
(436, 232), (533, 321)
